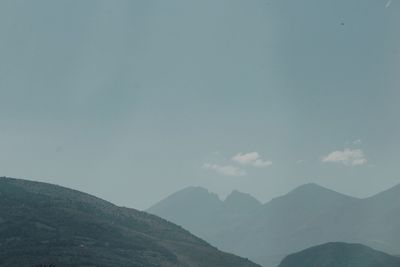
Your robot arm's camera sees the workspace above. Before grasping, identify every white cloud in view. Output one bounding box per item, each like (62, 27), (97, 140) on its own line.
(232, 152), (272, 167)
(386, 0), (392, 8)
(322, 148), (367, 166)
(296, 159), (305, 164)
(203, 163), (246, 176)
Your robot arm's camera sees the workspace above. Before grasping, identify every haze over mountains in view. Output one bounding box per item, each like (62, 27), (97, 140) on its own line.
(0, 177), (260, 267)
(148, 187), (262, 241)
(1, 0), (398, 266)
(148, 183), (400, 267)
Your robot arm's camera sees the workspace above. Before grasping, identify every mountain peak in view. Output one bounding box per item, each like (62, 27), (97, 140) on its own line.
(224, 190), (262, 207)
(263, 183), (356, 218)
(290, 183), (327, 192)
(150, 186), (221, 206)
(147, 186), (222, 218)
(287, 183), (353, 199)
(177, 186), (212, 195)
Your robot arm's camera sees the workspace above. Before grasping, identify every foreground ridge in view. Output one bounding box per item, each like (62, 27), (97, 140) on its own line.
(0, 177), (260, 267)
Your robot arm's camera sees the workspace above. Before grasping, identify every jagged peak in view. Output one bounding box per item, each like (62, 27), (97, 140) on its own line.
(224, 190), (261, 205)
(177, 186), (211, 194)
(147, 186), (222, 212)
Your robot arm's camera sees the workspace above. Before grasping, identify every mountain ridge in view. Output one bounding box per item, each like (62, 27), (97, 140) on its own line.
(148, 182), (400, 267)
(0, 177), (260, 267)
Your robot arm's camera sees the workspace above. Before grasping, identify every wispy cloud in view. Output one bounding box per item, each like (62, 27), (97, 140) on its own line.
(232, 152), (272, 167)
(322, 148), (367, 166)
(386, 0), (392, 8)
(203, 163), (247, 176)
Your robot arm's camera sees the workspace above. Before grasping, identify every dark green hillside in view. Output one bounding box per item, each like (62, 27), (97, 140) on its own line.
(0, 177), (260, 267)
(278, 242), (400, 267)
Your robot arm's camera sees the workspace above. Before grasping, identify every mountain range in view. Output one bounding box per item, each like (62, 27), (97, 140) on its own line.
(148, 183), (400, 267)
(148, 187), (262, 242)
(0, 177), (260, 267)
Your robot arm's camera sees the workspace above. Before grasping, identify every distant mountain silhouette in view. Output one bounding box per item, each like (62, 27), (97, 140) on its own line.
(148, 186), (261, 242)
(278, 242), (400, 267)
(148, 183), (400, 267)
(0, 177), (260, 267)
(224, 190), (262, 213)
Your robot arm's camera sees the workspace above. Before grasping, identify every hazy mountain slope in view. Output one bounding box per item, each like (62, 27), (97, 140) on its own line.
(297, 183), (400, 255)
(224, 190), (262, 214)
(278, 242), (400, 267)
(355, 184), (400, 254)
(214, 184), (359, 266)
(149, 182), (400, 267)
(148, 186), (262, 241)
(147, 187), (223, 240)
(218, 183), (400, 266)
(0, 177), (260, 267)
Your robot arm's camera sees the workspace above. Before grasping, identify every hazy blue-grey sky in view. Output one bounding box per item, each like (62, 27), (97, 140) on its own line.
(0, 0), (399, 209)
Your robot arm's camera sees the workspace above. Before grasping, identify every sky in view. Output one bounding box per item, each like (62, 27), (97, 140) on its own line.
(0, 0), (399, 209)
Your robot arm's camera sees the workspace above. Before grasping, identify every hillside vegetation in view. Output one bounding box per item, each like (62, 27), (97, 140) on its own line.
(0, 177), (260, 267)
